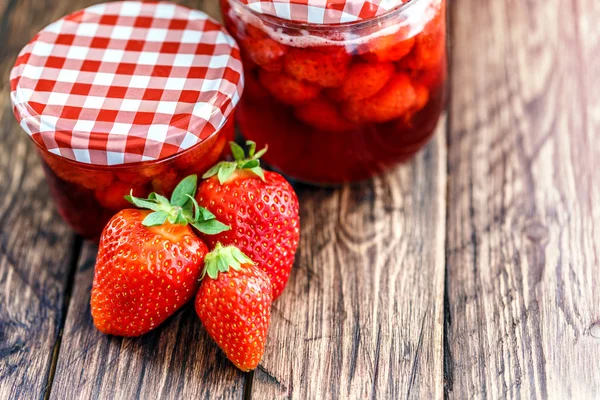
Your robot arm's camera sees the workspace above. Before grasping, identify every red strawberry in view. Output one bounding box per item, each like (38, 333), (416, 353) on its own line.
(91, 175), (230, 337)
(401, 30), (445, 71)
(258, 69), (320, 105)
(241, 36), (287, 71)
(295, 97), (356, 132)
(195, 244), (272, 371)
(283, 46), (350, 88)
(340, 73), (417, 124)
(361, 35), (415, 63)
(196, 142), (300, 299)
(325, 62), (395, 102)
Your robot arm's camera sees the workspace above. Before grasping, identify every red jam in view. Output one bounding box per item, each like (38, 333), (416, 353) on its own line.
(38, 118), (234, 239)
(222, 0), (446, 184)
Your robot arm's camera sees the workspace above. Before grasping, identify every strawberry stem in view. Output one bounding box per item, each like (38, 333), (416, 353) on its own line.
(202, 243), (254, 279)
(202, 141), (267, 184)
(125, 174), (231, 235)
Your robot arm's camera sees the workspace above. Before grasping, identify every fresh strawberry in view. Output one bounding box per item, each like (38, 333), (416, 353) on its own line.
(91, 175), (230, 337)
(196, 142), (300, 299)
(259, 70), (320, 105)
(340, 73), (417, 124)
(95, 181), (150, 210)
(325, 62), (395, 102)
(295, 97), (356, 132)
(195, 244), (272, 371)
(283, 46), (350, 88)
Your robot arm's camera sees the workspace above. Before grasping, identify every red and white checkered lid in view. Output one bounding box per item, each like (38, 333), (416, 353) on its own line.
(10, 1), (244, 165)
(235, 0), (410, 24)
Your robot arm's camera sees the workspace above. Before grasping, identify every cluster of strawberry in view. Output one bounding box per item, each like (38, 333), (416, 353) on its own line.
(90, 141), (300, 371)
(226, 3), (446, 133)
(221, 0), (447, 183)
(39, 118), (234, 238)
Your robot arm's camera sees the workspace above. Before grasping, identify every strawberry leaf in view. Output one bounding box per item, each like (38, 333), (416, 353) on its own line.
(230, 142), (245, 160)
(198, 207), (217, 221)
(247, 140), (257, 158)
(201, 243), (254, 280)
(253, 145), (268, 160)
(143, 211), (169, 226)
(201, 141), (268, 185)
(171, 175), (197, 207)
(192, 219), (231, 235)
(202, 163), (221, 179)
(249, 167), (265, 181)
(126, 194), (161, 211)
(217, 162), (237, 184)
(240, 159), (259, 169)
(126, 175), (228, 233)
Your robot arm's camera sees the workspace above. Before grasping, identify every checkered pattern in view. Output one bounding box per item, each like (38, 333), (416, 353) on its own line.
(10, 1), (244, 165)
(238, 0), (410, 24)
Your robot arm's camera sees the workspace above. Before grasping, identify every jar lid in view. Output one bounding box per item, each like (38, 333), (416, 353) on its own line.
(10, 1), (244, 165)
(236, 0), (411, 24)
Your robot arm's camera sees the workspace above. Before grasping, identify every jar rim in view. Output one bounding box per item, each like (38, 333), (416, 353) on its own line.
(227, 0), (429, 31)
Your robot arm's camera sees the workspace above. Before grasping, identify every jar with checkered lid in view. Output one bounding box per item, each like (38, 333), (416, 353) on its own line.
(10, 1), (244, 239)
(221, 0), (446, 184)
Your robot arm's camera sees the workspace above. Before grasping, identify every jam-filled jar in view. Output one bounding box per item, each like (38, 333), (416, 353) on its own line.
(10, 1), (244, 239)
(221, 0), (446, 184)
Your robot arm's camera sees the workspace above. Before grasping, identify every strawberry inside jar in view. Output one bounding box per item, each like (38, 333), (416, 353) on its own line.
(221, 0), (447, 184)
(10, 2), (244, 239)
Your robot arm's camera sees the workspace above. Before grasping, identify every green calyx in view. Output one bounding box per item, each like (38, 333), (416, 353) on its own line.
(202, 243), (254, 280)
(202, 140), (267, 184)
(125, 174), (230, 235)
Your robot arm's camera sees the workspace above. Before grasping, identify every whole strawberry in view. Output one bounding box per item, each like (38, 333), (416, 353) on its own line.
(195, 244), (272, 371)
(196, 141), (300, 299)
(91, 175), (230, 336)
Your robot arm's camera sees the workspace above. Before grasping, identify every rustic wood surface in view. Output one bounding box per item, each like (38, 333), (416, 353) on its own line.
(445, 0), (600, 398)
(251, 126), (447, 400)
(0, 0), (80, 398)
(0, 0), (599, 399)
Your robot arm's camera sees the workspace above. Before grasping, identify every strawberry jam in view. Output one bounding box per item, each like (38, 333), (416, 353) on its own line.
(10, 3), (244, 239)
(221, 0), (446, 184)
(38, 118), (234, 239)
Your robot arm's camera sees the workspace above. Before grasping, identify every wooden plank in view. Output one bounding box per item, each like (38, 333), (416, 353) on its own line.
(47, 1), (245, 399)
(252, 126), (448, 398)
(446, 0), (600, 398)
(50, 243), (246, 399)
(0, 1), (80, 398)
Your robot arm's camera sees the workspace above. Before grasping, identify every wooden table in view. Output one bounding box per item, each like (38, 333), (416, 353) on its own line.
(1, 0), (599, 398)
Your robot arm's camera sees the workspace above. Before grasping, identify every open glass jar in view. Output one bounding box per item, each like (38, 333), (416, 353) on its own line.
(10, 1), (244, 239)
(221, 0), (446, 184)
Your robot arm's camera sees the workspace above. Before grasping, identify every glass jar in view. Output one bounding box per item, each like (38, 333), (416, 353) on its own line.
(221, 0), (446, 184)
(36, 118), (234, 239)
(10, 2), (244, 239)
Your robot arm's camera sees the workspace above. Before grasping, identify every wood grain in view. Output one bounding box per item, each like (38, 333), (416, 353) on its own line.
(251, 127), (447, 399)
(49, 243), (247, 400)
(0, 1), (80, 398)
(445, 0), (600, 398)
(0, 0), (241, 399)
